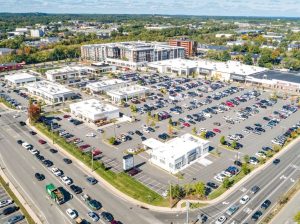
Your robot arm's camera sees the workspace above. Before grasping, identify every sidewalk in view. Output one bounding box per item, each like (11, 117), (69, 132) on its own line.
(29, 120), (300, 212)
(270, 190), (300, 224)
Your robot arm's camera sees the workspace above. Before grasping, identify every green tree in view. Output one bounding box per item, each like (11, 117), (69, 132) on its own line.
(231, 140), (237, 149)
(242, 163), (251, 175)
(220, 51), (231, 61)
(220, 136), (226, 145)
(194, 182), (206, 198)
(222, 177), (233, 189)
(294, 211), (300, 224)
(192, 127), (197, 135)
(130, 105), (137, 113)
(243, 155), (250, 164)
(108, 137), (116, 145)
(169, 184), (185, 200)
(168, 118), (173, 125)
(243, 54), (253, 65)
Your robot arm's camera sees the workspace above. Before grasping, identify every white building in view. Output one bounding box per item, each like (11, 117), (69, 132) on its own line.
(148, 58), (267, 81)
(46, 66), (98, 83)
(26, 81), (76, 104)
(143, 133), (210, 174)
(107, 85), (150, 103)
(69, 99), (119, 122)
(5, 73), (36, 86)
(86, 79), (128, 94)
(215, 33), (234, 38)
(30, 29), (44, 38)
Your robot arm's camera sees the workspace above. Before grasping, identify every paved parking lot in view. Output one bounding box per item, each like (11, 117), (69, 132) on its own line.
(2, 75), (300, 197)
(0, 185), (27, 224)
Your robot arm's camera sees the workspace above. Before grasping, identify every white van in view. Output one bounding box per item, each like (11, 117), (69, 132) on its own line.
(22, 142), (33, 150)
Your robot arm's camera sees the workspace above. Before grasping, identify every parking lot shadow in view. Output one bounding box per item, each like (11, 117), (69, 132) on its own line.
(135, 161), (146, 169)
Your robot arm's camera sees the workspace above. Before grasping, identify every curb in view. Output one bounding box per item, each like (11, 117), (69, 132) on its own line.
(0, 169), (42, 224)
(28, 120), (300, 212)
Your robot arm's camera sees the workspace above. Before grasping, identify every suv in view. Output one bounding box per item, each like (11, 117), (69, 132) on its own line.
(261, 199), (271, 209)
(251, 185), (260, 194)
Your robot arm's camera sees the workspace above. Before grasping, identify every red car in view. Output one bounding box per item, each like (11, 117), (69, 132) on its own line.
(213, 128), (221, 133)
(226, 102), (234, 107)
(127, 167), (140, 176)
(92, 149), (102, 156)
(183, 122), (190, 127)
(38, 139), (47, 144)
(63, 114), (71, 118)
(79, 144), (90, 150)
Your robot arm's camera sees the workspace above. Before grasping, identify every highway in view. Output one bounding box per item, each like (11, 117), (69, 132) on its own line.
(1, 104), (300, 224)
(0, 107), (165, 224)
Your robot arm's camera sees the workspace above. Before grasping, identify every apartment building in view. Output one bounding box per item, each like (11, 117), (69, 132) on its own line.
(169, 37), (197, 57)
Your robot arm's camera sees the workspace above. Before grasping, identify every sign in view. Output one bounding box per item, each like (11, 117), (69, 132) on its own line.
(123, 154), (134, 171)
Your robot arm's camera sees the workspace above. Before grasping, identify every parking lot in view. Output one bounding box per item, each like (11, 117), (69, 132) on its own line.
(2, 73), (300, 197)
(0, 185), (27, 224)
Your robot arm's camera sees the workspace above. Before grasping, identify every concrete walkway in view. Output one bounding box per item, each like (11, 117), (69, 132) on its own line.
(270, 190), (300, 224)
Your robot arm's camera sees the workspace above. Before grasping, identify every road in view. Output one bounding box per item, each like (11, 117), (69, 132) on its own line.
(151, 140), (300, 224)
(0, 107), (165, 224)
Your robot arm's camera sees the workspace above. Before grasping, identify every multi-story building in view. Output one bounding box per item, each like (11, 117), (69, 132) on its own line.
(30, 29), (44, 38)
(81, 41), (185, 66)
(168, 37), (197, 57)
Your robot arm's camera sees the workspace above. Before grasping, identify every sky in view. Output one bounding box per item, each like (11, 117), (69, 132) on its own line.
(0, 0), (300, 17)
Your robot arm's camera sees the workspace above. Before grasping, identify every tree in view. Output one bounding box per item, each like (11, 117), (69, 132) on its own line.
(294, 211), (300, 224)
(168, 118), (173, 125)
(220, 136), (226, 145)
(220, 51), (231, 61)
(130, 105), (137, 113)
(108, 137), (116, 145)
(231, 140), (237, 149)
(28, 99), (41, 123)
(243, 154), (250, 164)
(194, 182), (206, 198)
(222, 177), (233, 189)
(169, 184), (185, 200)
(243, 54), (253, 65)
(192, 127), (197, 135)
(242, 163), (251, 175)
(201, 131), (207, 139)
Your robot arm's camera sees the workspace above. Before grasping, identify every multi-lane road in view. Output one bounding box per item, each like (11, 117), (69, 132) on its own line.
(1, 104), (300, 224)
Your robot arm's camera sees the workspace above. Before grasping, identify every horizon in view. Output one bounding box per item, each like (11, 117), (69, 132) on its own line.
(0, 0), (300, 17)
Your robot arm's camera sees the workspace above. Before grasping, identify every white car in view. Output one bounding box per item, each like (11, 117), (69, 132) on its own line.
(22, 142), (33, 150)
(204, 113), (212, 118)
(13, 114), (20, 118)
(215, 215), (227, 224)
(249, 158), (258, 165)
(66, 208), (77, 219)
(29, 148), (39, 155)
(61, 176), (72, 185)
(255, 152), (266, 159)
(0, 199), (13, 208)
(214, 174), (225, 182)
(51, 167), (63, 177)
(199, 128), (207, 133)
(221, 170), (232, 177)
(239, 195), (250, 205)
(237, 116), (246, 120)
(86, 133), (96, 137)
(243, 129), (250, 134)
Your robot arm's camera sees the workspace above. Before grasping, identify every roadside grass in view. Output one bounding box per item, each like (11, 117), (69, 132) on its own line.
(0, 176), (35, 224)
(0, 98), (17, 109)
(181, 202), (207, 209)
(34, 122), (168, 207)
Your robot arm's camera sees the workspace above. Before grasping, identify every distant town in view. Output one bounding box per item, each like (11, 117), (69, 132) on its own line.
(0, 13), (300, 224)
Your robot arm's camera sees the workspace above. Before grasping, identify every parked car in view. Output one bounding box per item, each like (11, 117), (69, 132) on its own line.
(0, 199), (13, 208)
(2, 206), (19, 215)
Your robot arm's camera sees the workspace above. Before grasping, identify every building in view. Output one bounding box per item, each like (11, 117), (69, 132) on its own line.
(143, 133), (209, 174)
(245, 70), (300, 93)
(215, 34), (234, 38)
(90, 62), (117, 73)
(69, 99), (119, 122)
(86, 79), (128, 94)
(26, 81), (76, 104)
(81, 41), (185, 67)
(169, 37), (197, 57)
(107, 85), (150, 103)
(288, 41), (300, 51)
(46, 66), (99, 83)
(5, 73), (36, 86)
(0, 48), (14, 56)
(0, 62), (24, 72)
(30, 29), (44, 38)
(147, 58), (266, 81)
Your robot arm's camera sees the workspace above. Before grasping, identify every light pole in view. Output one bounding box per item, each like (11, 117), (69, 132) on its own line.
(186, 201), (190, 224)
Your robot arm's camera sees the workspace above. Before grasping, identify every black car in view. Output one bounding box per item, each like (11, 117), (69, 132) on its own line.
(29, 131), (37, 135)
(35, 173), (45, 181)
(251, 210), (262, 221)
(17, 140), (23, 145)
(19, 121), (26, 126)
(135, 130), (143, 136)
(43, 160), (53, 167)
(63, 158), (72, 164)
(206, 182), (219, 189)
(234, 160), (242, 167)
(70, 185), (82, 194)
(251, 185), (260, 194)
(261, 199), (271, 209)
(273, 159), (280, 165)
(198, 213), (208, 223)
(101, 212), (114, 222)
(49, 148), (58, 153)
(35, 154), (45, 161)
(3, 206), (19, 215)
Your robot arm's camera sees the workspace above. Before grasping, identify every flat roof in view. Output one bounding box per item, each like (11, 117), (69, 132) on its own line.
(249, 70), (300, 84)
(87, 79), (127, 89)
(107, 85), (149, 96)
(150, 133), (209, 160)
(148, 58), (267, 76)
(26, 81), (73, 95)
(70, 99), (119, 116)
(5, 73), (36, 82)
(46, 66), (94, 75)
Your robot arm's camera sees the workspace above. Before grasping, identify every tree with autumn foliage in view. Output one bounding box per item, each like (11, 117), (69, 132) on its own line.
(28, 98), (41, 123)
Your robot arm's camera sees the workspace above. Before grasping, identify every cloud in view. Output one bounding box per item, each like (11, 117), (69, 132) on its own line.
(0, 0), (299, 16)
